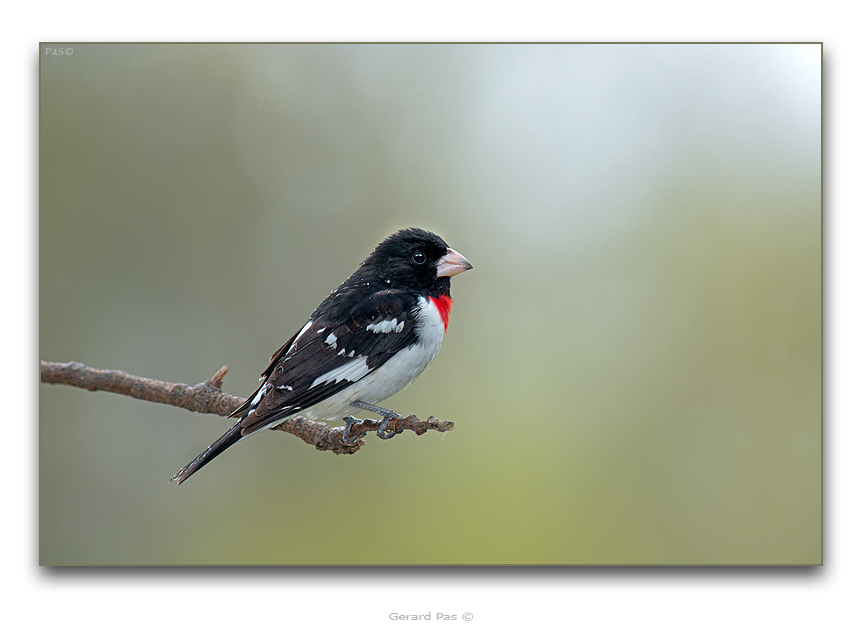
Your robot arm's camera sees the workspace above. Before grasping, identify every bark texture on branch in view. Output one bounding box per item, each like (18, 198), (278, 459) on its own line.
(40, 360), (454, 454)
(40, 361), (242, 416)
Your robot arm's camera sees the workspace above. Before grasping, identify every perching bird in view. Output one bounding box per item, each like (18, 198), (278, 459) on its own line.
(171, 228), (472, 484)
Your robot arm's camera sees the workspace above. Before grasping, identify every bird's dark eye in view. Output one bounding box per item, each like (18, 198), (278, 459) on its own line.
(411, 251), (427, 265)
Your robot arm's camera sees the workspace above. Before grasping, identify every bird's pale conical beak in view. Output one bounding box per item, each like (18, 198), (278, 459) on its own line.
(436, 248), (473, 278)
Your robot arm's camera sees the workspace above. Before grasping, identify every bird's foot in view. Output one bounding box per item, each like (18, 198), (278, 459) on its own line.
(380, 426), (404, 440)
(350, 401), (405, 440)
(341, 415), (361, 445)
(375, 417), (404, 440)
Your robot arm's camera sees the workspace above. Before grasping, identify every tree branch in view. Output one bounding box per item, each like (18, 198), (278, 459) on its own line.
(40, 361), (243, 415)
(39, 360), (454, 454)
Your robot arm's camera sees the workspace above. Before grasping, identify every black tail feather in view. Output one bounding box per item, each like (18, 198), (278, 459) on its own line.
(171, 422), (244, 485)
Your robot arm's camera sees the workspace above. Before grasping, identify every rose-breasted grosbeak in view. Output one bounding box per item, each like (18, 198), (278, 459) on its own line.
(171, 228), (472, 485)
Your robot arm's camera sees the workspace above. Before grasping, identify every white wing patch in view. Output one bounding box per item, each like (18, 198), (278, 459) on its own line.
(288, 321), (315, 355)
(310, 356), (371, 388)
(293, 321), (314, 343)
(366, 318), (405, 334)
(324, 332), (338, 347)
(262, 320), (313, 381)
(249, 382), (272, 409)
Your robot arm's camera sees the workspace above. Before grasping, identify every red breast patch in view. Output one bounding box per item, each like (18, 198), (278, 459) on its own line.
(429, 295), (452, 331)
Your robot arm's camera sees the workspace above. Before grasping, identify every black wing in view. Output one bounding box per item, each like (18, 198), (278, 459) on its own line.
(235, 287), (419, 435)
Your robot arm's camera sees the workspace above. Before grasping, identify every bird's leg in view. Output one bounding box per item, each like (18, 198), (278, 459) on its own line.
(350, 401), (405, 440)
(340, 415), (362, 445)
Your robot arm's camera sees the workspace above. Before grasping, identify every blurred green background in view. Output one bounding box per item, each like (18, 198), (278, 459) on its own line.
(39, 43), (821, 565)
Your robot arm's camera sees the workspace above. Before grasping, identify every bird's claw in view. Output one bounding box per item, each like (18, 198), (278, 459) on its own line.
(376, 418), (404, 440)
(350, 400), (404, 439)
(341, 416), (361, 445)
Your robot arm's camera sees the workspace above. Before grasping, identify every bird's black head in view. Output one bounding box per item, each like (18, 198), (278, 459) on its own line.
(364, 228), (472, 295)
